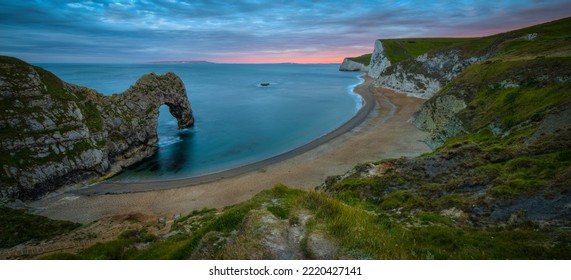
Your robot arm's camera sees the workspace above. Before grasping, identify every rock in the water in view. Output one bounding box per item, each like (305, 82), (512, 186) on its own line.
(0, 56), (194, 199)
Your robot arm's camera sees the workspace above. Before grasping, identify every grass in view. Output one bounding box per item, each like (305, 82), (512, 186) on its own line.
(414, 211), (452, 225)
(409, 223), (571, 259)
(82, 101), (104, 131)
(336, 190), (378, 212)
(267, 205), (289, 220)
(302, 191), (411, 259)
(426, 56), (571, 157)
(33, 66), (70, 101)
(302, 191), (571, 259)
(458, 57), (571, 129)
(37, 183), (571, 260)
(382, 38), (475, 64)
(381, 17), (571, 66)
(0, 207), (80, 248)
(41, 185), (305, 260)
(491, 17), (571, 60)
(347, 53), (372, 66)
(483, 151), (571, 197)
(379, 190), (422, 210)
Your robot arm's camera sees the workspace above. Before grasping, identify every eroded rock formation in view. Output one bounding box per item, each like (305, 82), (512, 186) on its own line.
(0, 56), (194, 199)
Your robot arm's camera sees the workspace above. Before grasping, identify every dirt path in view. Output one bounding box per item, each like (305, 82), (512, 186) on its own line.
(29, 77), (430, 223)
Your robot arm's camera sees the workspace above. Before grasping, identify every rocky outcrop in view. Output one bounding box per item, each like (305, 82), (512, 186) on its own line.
(0, 56), (194, 199)
(339, 58), (368, 72)
(411, 95), (467, 149)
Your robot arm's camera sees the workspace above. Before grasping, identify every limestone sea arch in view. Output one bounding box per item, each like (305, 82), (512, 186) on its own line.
(0, 56), (194, 199)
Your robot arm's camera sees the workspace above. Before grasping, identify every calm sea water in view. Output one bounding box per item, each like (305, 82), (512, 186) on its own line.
(37, 63), (362, 181)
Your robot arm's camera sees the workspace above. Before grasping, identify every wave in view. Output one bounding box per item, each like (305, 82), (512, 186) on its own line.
(156, 135), (183, 147)
(347, 75), (364, 111)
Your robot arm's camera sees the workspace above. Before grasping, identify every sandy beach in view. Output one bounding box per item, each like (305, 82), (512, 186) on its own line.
(30, 76), (431, 223)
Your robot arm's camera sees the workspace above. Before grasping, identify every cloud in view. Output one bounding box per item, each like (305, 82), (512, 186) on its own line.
(0, 0), (570, 63)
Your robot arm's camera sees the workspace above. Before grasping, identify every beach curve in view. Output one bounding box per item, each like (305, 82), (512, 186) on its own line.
(75, 76), (376, 194)
(30, 76), (431, 223)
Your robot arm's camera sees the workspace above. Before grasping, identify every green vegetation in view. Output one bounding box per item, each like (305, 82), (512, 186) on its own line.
(0, 137), (99, 174)
(39, 182), (571, 259)
(0, 207), (80, 248)
(382, 38), (475, 64)
(410, 223), (571, 259)
(347, 53), (372, 66)
(485, 152), (571, 197)
(492, 17), (571, 59)
(460, 58), (571, 130)
(82, 101), (104, 131)
(0, 55), (29, 67)
(381, 17), (571, 65)
(379, 190), (422, 210)
(33, 66), (69, 100)
(305, 191), (570, 259)
(41, 185), (306, 259)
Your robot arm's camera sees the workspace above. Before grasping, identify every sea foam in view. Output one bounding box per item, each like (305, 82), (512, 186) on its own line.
(157, 136), (183, 147)
(347, 75), (364, 111)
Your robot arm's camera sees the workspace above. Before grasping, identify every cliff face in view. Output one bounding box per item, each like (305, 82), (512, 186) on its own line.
(338, 58), (368, 72)
(367, 40), (391, 78)
(367, 40), (487, 99)
(412, 58), (571, 149)
(366, 17), (571, 148)
(0, 56), (194, 199)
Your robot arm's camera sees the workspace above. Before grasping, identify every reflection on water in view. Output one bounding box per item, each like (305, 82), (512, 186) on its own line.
(126, 130), (194, 175)
(164, 131), (192, 173)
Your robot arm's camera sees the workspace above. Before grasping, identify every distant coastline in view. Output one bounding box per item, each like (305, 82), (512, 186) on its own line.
(149, 60), (215, 64)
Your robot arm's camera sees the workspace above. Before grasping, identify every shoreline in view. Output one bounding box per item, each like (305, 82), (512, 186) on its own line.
(30, 76), (431, 223)
(80, 75), (375, 194)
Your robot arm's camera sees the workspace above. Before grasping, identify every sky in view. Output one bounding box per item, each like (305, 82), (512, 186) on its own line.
(1, 0), (570, 63)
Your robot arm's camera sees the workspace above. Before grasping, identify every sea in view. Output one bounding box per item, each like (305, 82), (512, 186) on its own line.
(36, 63), (363, 181)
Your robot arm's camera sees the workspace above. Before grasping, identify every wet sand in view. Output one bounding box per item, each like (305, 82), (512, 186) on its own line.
(30, 76), (431, 223)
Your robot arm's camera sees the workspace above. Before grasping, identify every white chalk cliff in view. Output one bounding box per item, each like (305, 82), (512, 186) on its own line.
(339, 58), (368, 72)
(366, 40), (487, 99)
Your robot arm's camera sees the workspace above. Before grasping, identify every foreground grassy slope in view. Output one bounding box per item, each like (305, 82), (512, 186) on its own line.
(38, 185), (571, 260)
(0, 207), (80, 249)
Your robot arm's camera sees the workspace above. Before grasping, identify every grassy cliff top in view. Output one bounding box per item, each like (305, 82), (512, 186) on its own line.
(347, 53), (372, 66)
(381, 38), (476, 64)
(380, 16), (571, 64)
